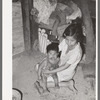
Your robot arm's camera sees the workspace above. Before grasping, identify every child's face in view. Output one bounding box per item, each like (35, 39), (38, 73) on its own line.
(65, 36), (77, 47)
(47, 50), (58, 64)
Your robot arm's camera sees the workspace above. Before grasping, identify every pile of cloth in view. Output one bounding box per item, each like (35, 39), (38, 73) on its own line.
(33, 0), (57, 25)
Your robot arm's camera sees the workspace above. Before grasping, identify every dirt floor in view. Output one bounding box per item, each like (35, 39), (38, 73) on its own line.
(13, 50), (96, 100)
(12, 2), (96, 100)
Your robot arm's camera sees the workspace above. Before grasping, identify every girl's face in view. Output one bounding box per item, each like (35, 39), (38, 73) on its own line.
(65, 36), (77, 47)
(47, 50), (58, 64)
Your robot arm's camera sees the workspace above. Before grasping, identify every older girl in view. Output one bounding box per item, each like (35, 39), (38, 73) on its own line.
(43, 23), (83, 90)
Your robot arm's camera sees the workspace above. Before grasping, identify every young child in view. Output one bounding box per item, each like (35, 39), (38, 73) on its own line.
(34, 42), (60, 94)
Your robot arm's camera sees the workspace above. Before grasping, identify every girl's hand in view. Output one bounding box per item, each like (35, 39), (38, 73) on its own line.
(43, 70), (50, 74)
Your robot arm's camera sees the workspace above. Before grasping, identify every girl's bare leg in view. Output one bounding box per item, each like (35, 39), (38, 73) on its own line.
(47, 79), (78, 94)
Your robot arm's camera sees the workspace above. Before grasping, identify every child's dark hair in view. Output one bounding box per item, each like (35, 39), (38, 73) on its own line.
(63, 21), (84, 43)
(46, 42), (59, 53)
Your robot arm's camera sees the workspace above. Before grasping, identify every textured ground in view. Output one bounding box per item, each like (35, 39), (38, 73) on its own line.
(13, 50), (96, 100)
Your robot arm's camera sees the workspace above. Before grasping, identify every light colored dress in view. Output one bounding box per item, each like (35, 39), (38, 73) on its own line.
(47, 39), (82, 82)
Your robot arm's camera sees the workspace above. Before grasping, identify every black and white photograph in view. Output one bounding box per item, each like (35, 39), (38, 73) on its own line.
(12, 0), (97, 100)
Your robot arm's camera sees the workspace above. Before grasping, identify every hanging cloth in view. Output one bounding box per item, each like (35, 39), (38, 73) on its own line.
(33, 0), (57, 25)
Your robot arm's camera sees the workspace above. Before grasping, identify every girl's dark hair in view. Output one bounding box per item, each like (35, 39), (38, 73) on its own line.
(63, 18), (86, 54)
(63, 19), (84, 43)
(46, 42), (59, 53)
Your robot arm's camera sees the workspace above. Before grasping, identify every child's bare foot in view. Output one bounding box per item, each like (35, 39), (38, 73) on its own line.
(68, 79), (78, 94)
(42, 89), (50, 95)
(34, 81), (44, 94)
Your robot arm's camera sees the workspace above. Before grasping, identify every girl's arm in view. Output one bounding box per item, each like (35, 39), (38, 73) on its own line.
(44, 63), (70, 74)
